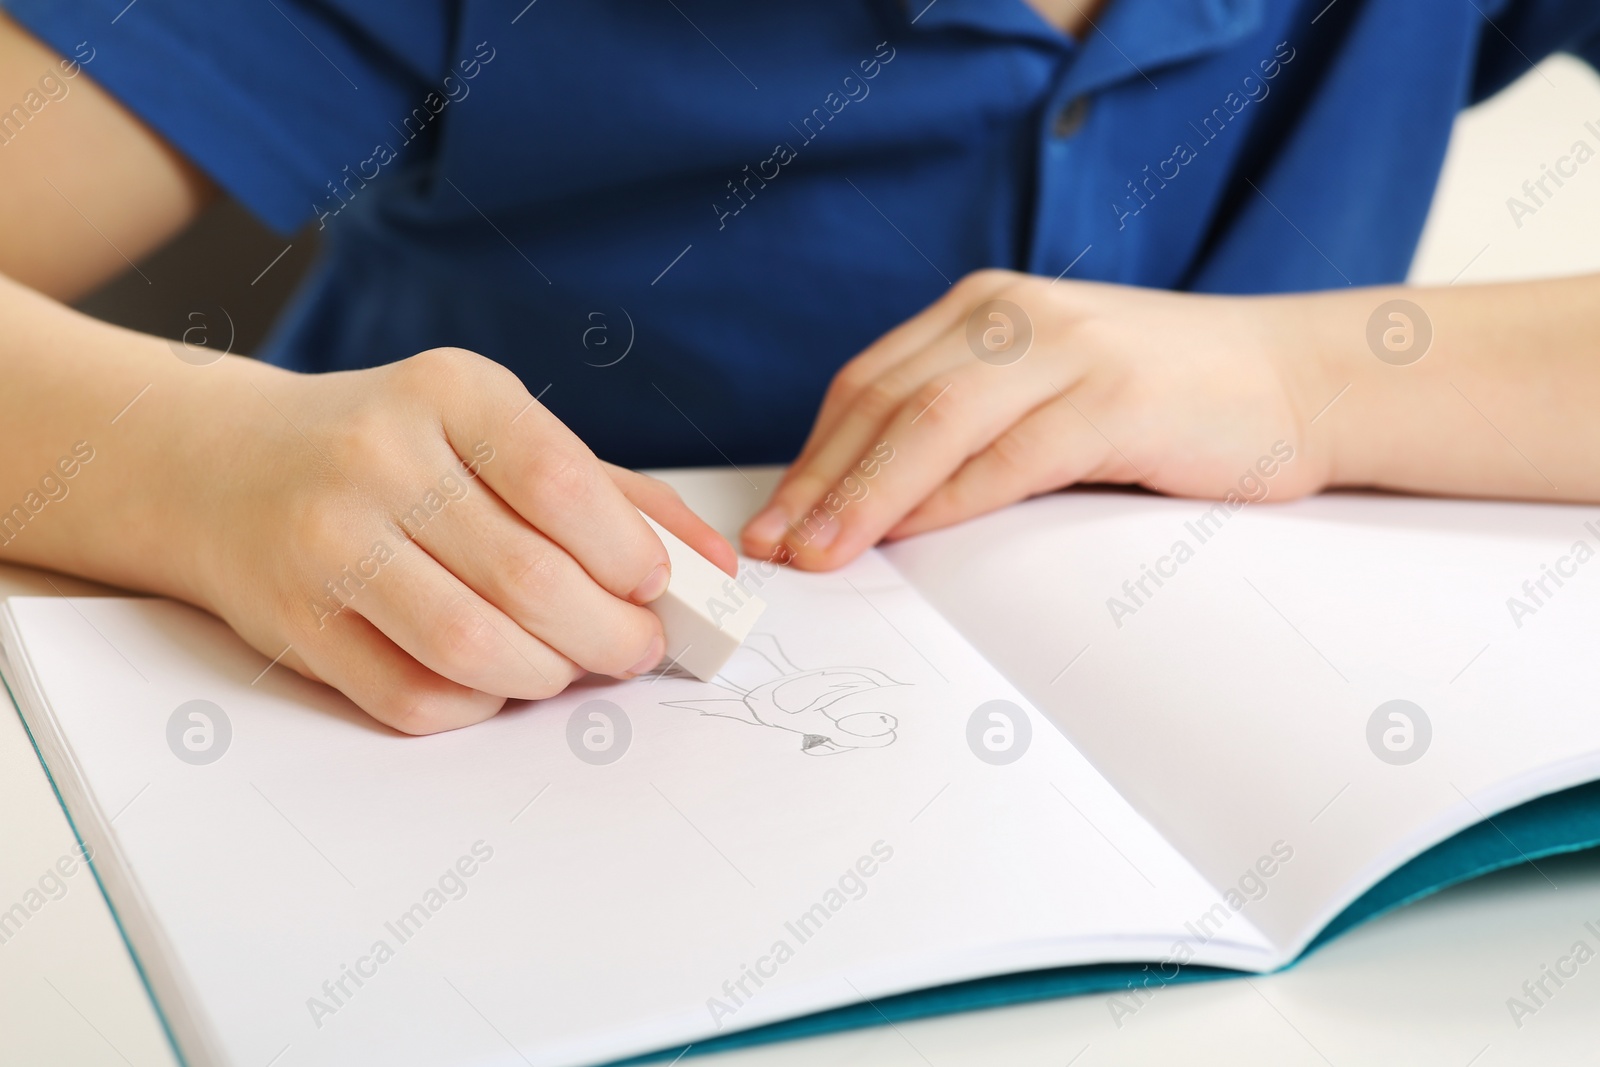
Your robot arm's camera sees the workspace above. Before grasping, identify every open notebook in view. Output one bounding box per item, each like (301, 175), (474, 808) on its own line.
(6, 467), (1600, 1067)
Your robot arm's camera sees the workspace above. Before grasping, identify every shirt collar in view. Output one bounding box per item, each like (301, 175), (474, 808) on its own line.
(902, 0), (1265, 95)
(904, 0), (1067, 48)
(1066, 0), (1265, 96)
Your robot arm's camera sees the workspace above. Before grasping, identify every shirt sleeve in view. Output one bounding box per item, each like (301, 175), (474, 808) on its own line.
(0, 0), (450, 234)
(1471, 0), (1600, 102)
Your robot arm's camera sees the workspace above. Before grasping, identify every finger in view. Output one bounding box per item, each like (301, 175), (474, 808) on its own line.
(744, 327), (974, 558)
(885, 396), (1117, 540)
(783, 271), (1017, 482)
(426, 352), (671, 604)
(605, 464), (738, 577)
(286, 609), (506, 735)
(348, 530), (582, 699)
(781, 346), (1060, 569)
(405, 476), (667, 678)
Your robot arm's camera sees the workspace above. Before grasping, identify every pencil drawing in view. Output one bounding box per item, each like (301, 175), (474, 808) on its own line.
(659, 633), (904, 755)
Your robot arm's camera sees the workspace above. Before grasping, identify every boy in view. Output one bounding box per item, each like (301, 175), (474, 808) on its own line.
(1, 0), (1597, 733)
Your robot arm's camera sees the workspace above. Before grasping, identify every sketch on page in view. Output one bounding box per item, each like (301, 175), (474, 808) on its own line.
(659, 634), (906, 755)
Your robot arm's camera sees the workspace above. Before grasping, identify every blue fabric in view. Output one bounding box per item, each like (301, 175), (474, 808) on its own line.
(6, 0), (1600, 472)
(617, 778), (1600, 1063)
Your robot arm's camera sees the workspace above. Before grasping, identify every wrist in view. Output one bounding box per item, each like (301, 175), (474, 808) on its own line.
(74, 338), (292, 611)
(146, 353), (298, 613)
(1269, 285), (1423, 492)
(1253, 290), (1353, 494)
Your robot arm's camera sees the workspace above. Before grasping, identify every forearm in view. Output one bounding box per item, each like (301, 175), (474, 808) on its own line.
(1298, 274), (1600, 501)
(0, 10), (227, 591)
(0, 272), (266, 600)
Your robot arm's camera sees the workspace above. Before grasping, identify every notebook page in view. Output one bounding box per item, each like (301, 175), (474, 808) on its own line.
(883, 489), (1600, 959)
(3, 548), (1267, 1066)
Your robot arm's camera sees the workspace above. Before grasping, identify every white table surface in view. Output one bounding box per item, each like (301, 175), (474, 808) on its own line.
(5, 53), (1600, 1067)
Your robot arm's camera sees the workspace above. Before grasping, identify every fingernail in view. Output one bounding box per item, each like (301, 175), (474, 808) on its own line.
(627, 634), (664, 676)
(743, 506), (788, 547)
(806, 515), (841, 551)
(631, 564), (669, 604)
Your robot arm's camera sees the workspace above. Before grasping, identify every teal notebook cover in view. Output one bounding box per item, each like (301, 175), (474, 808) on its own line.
(623, 779), (1600, 1063)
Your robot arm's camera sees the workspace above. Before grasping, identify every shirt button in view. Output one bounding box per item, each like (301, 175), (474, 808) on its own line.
(1052, 96), (1091, 138)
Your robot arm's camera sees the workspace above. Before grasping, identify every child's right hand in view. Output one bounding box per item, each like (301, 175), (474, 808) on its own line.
(171, 347), (736, 734)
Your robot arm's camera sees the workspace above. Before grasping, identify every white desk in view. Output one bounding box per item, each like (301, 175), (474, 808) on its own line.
(5, 51), (1600, 1067)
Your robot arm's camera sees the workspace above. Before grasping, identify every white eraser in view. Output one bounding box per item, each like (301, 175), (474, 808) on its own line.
(640, 513), (766, 682)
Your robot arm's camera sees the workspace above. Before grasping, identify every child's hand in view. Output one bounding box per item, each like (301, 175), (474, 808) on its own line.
(742, 271), (1336, 567)
(182, 348), (736, 734)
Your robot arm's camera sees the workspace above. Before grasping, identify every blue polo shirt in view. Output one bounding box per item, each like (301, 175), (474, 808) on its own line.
(8, 0), (1600, 467)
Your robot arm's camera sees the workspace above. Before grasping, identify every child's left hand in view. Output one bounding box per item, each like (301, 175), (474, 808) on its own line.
(741, 270), (1337, 568)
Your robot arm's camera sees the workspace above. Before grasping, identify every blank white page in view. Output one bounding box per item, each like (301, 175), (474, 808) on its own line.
(885, 489), (1600, 957)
